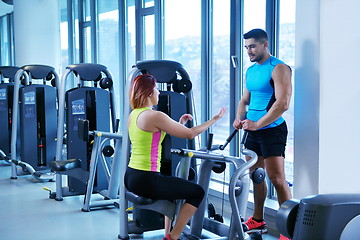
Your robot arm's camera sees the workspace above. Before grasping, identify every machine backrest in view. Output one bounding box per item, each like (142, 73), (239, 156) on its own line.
(132, 60), (195, 176)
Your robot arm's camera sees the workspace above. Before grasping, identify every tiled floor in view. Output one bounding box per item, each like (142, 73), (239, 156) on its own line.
(0, 163), (277, 240)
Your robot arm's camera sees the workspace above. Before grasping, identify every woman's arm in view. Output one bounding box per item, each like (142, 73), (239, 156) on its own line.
(153, 108), (226, 139)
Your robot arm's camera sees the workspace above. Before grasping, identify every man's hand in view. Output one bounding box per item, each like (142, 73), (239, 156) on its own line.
(233, 118), (243, 130)
(241, 119), (259, 131)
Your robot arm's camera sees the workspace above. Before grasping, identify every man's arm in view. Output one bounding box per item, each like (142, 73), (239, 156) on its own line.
(233, 86), (250, 129)
(237, 88), (250, 120)
(242, 64), (292, 130)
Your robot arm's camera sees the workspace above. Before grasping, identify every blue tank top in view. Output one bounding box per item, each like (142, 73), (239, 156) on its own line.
(246, 56), (286, 129)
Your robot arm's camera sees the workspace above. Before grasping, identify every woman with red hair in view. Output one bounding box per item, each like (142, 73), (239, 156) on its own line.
(124, 74), (225, 240)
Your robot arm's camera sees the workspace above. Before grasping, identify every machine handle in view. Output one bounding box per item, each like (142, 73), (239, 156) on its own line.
(207, 133), (214, 151)
(78, 119), (90, 142)
(240, 130), (249, 145)
(115, 118), (120, 133)
(219, 129), (238, 150)
(231, 55), (238, 68)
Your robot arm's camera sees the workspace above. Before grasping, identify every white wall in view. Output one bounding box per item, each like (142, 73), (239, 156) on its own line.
(318, 0), (360, 193)
(13, 0), (60, 72)
(294, 0), (360, 198)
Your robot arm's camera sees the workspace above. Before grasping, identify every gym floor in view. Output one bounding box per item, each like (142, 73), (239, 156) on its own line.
(0, 163), (278, 240)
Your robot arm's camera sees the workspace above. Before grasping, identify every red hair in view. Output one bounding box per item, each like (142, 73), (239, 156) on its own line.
(130, 74), (157, 109)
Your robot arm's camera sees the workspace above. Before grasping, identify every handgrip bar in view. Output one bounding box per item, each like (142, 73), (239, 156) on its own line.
(219, 129), (250, 151)
(219, 129), (238, 150)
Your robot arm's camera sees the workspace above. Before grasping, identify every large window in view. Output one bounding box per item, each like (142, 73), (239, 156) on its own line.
(81, 0), (93, 63)
(164, 0), (202, 147)
(127, 1), (136, 68)
(144, 14), (155, 60)
(60, 5), (69, 72)
(0, 13), (14, 66)
(97, 3), (119, 73)
(243, 0), (266, 71)
(60, 0), (80, 70)
(212, 0), (230, 143)
(210, 0), (231, 186)
(98, 0), (120, 113)
(132, 0), (158, 62)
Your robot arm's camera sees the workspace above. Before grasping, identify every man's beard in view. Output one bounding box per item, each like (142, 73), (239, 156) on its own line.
(250, 52), (264, 62)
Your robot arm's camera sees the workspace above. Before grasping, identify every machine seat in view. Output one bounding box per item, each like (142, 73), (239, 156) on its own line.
(49, 159), (81, 172)
(125, 191), (177, 219)
(126, 192), (156, 205)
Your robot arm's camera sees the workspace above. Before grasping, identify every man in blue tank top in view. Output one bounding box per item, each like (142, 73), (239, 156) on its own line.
(233, 29), (292, 240)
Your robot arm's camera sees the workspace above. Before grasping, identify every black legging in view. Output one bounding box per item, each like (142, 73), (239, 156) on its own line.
(125, 167), (205, 208)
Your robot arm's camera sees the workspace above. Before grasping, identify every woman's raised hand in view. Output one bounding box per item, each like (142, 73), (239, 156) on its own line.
(212, 107), (226, 121)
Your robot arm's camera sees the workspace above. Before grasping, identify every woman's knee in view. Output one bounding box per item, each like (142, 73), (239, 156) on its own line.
(187, 185), (205, 208)
(194, 184), (205, 201)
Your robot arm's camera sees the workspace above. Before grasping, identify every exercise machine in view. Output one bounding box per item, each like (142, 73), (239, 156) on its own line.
(276, 194), (360, 240)
(68, 119), (123, 211)
(0, 66), (20, 159)
(49, 63), (118, 201)
(118, 60), (263, 240)
(10, 65), (59, 181)
(119, 60), (196, 236)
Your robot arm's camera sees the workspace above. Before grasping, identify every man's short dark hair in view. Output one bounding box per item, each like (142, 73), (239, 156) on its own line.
(243, 29), (268, 43)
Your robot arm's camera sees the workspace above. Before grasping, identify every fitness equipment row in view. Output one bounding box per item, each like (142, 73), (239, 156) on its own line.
(0, 66), (20, 160)
(47, 118), (122, 211)
(0, 65), (59, 181)
(49, 63), (119, 202)
(0, 62), (119, 206)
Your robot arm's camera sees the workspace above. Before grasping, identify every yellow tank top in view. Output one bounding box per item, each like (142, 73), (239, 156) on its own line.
(128, 107), (166, 172)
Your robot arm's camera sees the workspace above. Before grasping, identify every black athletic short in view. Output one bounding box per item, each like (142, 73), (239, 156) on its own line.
(244, 121), (288, 159)
(124, 167), (205, 208)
